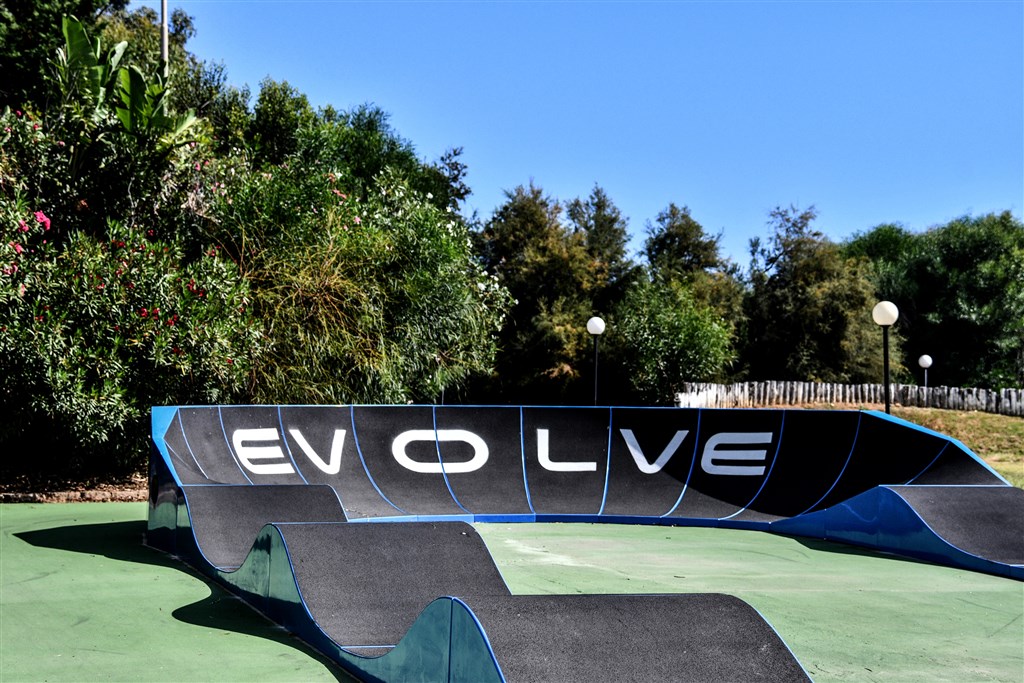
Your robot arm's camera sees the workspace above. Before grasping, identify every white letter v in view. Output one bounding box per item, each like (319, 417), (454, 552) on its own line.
(289, 428), (345, 475)
(619, 429), (688, 474)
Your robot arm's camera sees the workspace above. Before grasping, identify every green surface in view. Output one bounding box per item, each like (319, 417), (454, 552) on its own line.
(476, 523), (1024, 683)
(1, 504), (1022, 682)
(0, 503), (353, 682)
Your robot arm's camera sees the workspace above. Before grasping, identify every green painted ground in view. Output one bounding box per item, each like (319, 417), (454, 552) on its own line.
(1, 504), (1021, 682)
(476, 523), (1024, 683)
(0, 503), (352, 682)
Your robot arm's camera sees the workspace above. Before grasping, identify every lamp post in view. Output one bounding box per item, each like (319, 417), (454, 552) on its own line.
(160, 0), (169, 79)
(872, 301), (899, 414)
(918, 354), (933, 389)
(586, 316), (605, 406)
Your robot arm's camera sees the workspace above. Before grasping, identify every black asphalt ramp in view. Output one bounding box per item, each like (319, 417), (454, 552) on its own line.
(891, 486), (1024, 565)
(279, 521), (510, 648)
(469, 593), (810, 682)
(275, 522), (809, 681)
(182, 485), (346, 568)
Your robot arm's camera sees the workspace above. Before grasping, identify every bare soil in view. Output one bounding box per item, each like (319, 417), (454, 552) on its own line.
(0, 471), (148, 503)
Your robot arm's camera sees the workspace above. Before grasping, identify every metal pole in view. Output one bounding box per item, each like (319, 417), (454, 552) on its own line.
(592, 335), (600, 406)
(161, 0), (169, 79)
(882, 325), (891, 414)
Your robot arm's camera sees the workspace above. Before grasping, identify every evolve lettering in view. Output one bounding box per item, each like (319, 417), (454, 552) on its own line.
(231, 427), (772, 478)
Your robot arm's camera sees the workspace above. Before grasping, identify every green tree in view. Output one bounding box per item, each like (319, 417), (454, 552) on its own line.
(97, 6), (194, 78)
(742, 205), (888, 383)
(244, 171), (510, 404)
(1, 16), (203, 246)
(641, 203), (744, 339)
(643, 203), (723, 279)
(847, 212), (1024, 388)
(474, 184), (601, 403)
(100, 7), (250, 153)
(0, 0), (127, 110)
(608, 279), (734, 404)
(0, 204), (261, 476)
(248, 78), (315, 166)
(566, 185), (639, 312)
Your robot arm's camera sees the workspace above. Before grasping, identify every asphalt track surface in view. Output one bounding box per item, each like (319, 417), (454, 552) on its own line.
(147, 405), (1024, 681)
(4, 503), (1023, 682)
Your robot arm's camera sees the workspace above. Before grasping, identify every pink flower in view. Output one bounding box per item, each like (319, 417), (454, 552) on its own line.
(354, 216), (362, 225)
(9, 242), (23, 254)
(34, 211), (50, 231)
(140, 307), (149, 317)
(18, 220), (28, 233)
(15, 111), (22, 118)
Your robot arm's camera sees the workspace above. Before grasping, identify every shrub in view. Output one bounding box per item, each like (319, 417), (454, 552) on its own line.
(0, 204), (262, 474)
(609, 279), (734, 405)
(244, 170), (510, 404)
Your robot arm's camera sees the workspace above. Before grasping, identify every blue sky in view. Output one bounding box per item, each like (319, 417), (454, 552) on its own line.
(135, 0), (1022, 263)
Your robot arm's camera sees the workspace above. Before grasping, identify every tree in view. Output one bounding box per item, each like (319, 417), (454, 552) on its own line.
(249, 78), (315, 166)
(98, 6), (194, 78)
(847, 212), (1024, 388)
(643, 203), (723, 280)
(608, 279), (734, 404)
(244, 171), (511, 404)
(0, 0), (128, 110)
(474, 184), (601, 403)
(566, 185), (638, 310)
(642, 203), (744, 338)
(742, 205), (888, 383)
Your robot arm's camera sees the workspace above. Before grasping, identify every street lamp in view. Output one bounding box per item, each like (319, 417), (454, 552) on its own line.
(918, 354), (933, 389)
(586, 316), (605, 406)
(872, 301), (899, 414)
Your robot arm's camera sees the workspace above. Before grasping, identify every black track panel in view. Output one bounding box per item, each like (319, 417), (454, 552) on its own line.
(434, 406), (533, 515)
(218, 406), (308, 485)
(670, 410), (784, 520)
(891, 486), (1024, 565)
(907, 443), (1007, 485)
(159, 411), (208, 484)
(182, 485), (345, 569)
(278, 522), (510, 648)
(602, 408), (697, 516)
(278, 407), (401, 519)
(522, 408), (610, 515)
(733, 410), (858, 522)
(177, 408), (249, 485)
(471, 593), (810, 683)
(276, 523), (808, 681)
(811, 413), (949, 511)
(351, 406), (465, 516)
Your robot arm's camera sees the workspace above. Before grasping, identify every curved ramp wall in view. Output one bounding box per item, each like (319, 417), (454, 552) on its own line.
(147, 405), (1022, 680)
(150, 405), (1020, 576)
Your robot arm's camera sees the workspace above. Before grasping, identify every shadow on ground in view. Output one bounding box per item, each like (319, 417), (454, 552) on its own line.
(15, 520), (357, 682)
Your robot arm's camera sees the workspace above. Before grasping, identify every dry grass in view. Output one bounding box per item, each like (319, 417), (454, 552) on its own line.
(890, 406), (1024, 488)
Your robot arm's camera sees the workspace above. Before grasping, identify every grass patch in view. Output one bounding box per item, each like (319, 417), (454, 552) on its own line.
(892, 407), (1024, 488)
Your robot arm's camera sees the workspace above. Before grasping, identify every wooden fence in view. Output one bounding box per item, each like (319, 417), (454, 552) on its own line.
(676, 381), (1024, 417)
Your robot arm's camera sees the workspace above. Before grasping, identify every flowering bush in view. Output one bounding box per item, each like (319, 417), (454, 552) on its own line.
(0, 204), (263, 474)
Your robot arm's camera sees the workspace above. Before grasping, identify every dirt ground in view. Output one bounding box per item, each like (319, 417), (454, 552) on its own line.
(0, 471), (148, 503)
